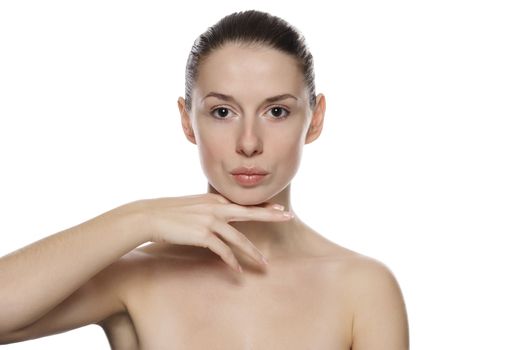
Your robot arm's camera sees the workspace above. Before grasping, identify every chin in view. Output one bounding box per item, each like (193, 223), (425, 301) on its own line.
(208, 177), (290, 207)
(215, 188), (272, 206)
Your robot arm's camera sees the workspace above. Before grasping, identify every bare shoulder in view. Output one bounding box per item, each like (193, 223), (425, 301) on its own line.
(333, 248), (409, 350)
(330, 246), (405, 310)
(336, 248), (402, 286)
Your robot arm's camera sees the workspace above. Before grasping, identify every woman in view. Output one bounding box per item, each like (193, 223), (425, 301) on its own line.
(0, 9), (409, 349)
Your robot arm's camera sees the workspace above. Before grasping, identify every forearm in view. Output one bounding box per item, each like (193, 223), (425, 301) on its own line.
(0, 200), (149, 334)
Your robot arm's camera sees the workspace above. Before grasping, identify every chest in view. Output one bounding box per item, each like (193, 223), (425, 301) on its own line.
(125, 259), (352, 349)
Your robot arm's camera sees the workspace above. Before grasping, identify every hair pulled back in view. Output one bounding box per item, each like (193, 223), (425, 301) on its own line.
(184, 9), (317, 112)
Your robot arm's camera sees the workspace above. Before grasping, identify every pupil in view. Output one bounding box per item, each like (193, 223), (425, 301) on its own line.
(272, 107), (282, 117)
(218, 108), (229, 117)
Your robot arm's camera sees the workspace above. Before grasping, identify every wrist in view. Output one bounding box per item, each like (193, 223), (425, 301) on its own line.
(116, 200), (151, 246)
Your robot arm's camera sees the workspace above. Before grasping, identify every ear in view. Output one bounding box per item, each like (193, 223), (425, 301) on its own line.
(305, 93), (326, 144)
(177, 97), (197, 145)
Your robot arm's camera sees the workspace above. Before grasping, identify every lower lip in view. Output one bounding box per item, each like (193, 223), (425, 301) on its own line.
(231, 174), (268, 186)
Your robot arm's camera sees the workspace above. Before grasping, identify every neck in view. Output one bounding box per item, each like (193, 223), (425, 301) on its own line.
(206, 182), (305, 259)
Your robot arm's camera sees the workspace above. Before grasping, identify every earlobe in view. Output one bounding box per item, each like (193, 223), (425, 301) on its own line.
(177, 97), (197, 145)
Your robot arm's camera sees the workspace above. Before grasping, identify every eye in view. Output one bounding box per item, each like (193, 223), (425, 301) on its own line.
(210, 107), (234, 120)
(209, 105), (291, 120)
(267, 106), (290, 120)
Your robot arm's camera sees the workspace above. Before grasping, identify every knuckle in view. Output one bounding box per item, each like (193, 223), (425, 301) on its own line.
(218, 197), (231, 204)
(207, 202), (221, 215)
(196, 203), (218, 221)
(199, 229), (214, 244)
(213, 203), (235, 221)
(205, 213), (218, 228)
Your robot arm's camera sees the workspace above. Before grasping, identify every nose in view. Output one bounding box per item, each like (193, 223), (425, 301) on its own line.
(236, 117), (263, 157)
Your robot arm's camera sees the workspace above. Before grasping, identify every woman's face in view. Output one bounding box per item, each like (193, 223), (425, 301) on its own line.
(178, 43), (325, 206)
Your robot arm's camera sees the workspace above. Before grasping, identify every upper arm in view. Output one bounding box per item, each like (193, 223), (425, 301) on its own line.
(350, 256), (409, 350)
(0, 256), (131, 345)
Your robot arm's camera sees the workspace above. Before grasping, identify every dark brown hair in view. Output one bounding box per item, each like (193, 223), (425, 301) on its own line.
(183, 9), (317, 112)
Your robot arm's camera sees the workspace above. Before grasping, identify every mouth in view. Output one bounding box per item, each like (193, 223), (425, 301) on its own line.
(230, 173), (269, 186)
(230, 166), (269, 176)
(229, 166), (270, 187)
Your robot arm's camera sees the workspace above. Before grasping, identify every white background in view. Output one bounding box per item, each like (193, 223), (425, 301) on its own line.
(1, 0), (517, 349)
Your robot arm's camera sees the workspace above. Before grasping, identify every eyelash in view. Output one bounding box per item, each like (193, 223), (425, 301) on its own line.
(209, 105), (291, 121)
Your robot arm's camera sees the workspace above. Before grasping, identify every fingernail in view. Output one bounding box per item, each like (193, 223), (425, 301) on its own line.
(272, 204), (284, 211)
(283, 211), (294, 218)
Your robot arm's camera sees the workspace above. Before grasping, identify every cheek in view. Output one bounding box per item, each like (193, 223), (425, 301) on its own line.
(194, 117), (307, 177)
(195, 126), (231, 177)
(269, 126), (305, 172)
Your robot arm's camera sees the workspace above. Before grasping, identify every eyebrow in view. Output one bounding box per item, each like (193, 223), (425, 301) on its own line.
(202, 92), (298, 104)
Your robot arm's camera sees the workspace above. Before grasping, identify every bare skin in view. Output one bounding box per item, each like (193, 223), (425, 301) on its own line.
(100, 215), (357, 349)
(98, 311), (139, 350)
(0, 194), (408, 349)
(96, 218), (407, 350)
(0, 42), (409, 349)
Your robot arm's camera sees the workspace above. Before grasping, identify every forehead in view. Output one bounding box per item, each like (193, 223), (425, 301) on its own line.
(193, 43), (306, 102)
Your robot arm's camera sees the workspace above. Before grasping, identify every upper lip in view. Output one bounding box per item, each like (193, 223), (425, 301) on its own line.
(230, 166), (269, 175)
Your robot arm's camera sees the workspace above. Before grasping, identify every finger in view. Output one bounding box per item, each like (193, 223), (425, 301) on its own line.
(203, 233), (243, 273)
(264, 202), (285, 211)
(152, 193), (230, 208)
(217, 203), (294, 223)
(210, 219), (267, 267)
(247, 201), (285, 210)
(251, 201), (283, 210)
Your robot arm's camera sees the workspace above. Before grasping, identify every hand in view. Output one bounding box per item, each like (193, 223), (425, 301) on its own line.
(132, 193), (293, 273)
